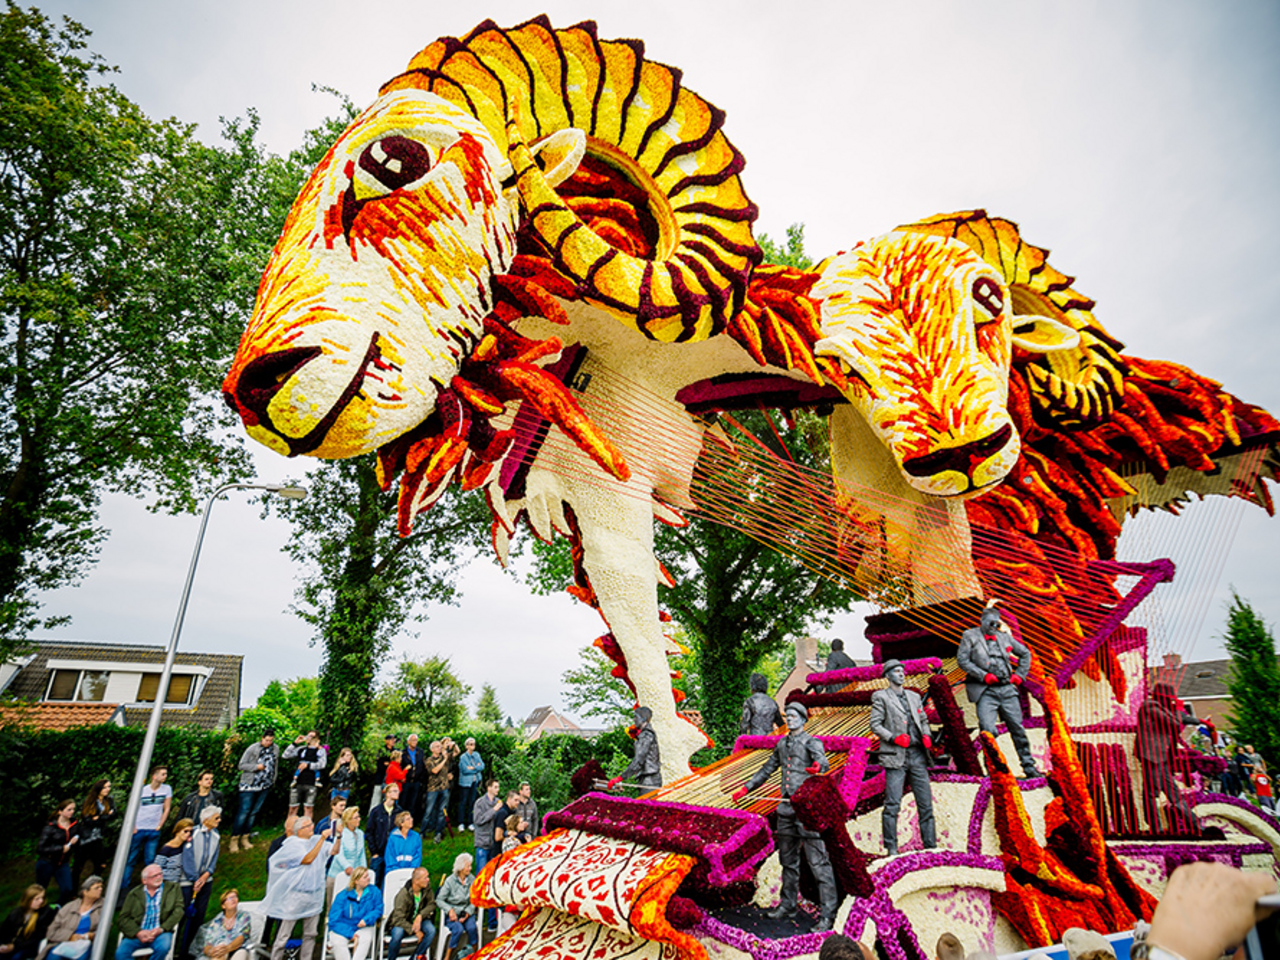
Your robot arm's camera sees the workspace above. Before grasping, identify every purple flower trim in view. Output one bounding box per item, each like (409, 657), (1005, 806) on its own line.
(542, 793), (774, 887)
(732, 734), (868, 753)
(693, 914), (829, 960)
(970, 778), (992, 853)
(807, 657), (942, 686)
(1195, 793), (1280, 833)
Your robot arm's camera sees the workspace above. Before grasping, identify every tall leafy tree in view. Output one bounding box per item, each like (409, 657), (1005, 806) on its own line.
(0, 6), (294, 649)
(1224, 593), (1280, 767)
(369, 655), (472, 734)
(475, 683), (503, 727)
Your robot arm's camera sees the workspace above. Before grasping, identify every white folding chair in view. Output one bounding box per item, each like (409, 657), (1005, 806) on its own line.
(323, 873), (378, 960)
(377, 869), (417, 960)
(238, 903), (270, 960)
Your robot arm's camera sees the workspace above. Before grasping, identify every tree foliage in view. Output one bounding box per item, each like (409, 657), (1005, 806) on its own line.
(475, 683), (503, 727)
(369, 655), (472, 735)
(0, 6), (297, 648)
(255, 676), (319, 735)
(1224, 593), (1280, 767)
(561, 644), (637, 725)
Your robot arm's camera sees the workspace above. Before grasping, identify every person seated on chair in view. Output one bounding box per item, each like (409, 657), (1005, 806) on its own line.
(190, 889), (251, 960)
(385, 812), (422, 872)
(41, 875), (104, 960)
(116, 865), (183, 960)
(325, 868), (381, 960)
(436, 856), (477, 959)
(385, 867), (436, 959)
(1, 885), (54, 960)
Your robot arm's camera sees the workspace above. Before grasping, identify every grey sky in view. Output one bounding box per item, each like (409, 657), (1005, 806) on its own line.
(32, 1), (1280, 725)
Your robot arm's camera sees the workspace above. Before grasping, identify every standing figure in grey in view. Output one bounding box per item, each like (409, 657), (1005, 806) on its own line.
(608, 707), (662, 790)
(823, 639), (856, 693)
(733, 703), (838, 931)
(869, 659), (936, 855)
(957, 603), (1041, 779)
(740, 673), (784, 737)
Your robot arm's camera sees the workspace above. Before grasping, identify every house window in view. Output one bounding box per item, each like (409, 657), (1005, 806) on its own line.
(136, 673), (195, 705)
(45, 669), (110, 701)
(47, 670), (80, 701)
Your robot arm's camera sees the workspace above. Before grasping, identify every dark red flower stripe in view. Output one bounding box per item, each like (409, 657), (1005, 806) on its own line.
(791, 770), (874, 898)
(927, 673), (982, 776)
(543, 792), (774, 888)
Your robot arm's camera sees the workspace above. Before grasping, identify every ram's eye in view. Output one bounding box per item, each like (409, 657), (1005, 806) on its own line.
(358, 136), (432, 192)
(972, 276), (1004, 320)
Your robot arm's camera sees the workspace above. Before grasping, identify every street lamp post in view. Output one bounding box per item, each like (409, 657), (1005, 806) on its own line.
(92, 481), (306, 960)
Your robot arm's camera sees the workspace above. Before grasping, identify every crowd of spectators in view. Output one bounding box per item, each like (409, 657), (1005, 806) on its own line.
(3, 728), (527, 960)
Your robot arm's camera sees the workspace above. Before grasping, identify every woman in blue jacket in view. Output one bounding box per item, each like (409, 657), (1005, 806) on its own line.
(384, 811), (422, 872)
(326, 867), (381, 960)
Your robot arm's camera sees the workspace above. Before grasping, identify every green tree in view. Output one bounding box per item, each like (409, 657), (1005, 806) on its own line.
(758, 223), (814, 270)
(1224, 593), (1280, 767)
(561, 644), (637, 726)
(256, 677), (319, 735)
(0, 6), (295, 648)
(370, 655), (472, 734)
(475, 683), (503, 727)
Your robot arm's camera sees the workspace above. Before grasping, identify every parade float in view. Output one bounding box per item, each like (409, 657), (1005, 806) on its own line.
(220, 17), (1280, 957)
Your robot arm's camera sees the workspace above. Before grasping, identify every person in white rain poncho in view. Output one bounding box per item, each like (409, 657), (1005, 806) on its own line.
(261, 817), (338, 960)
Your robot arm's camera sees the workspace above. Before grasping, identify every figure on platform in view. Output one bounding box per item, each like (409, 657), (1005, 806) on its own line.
(732, 703), (838, 931)
(823, 639), (856, 693)
(869, 659), (936, 855)
(1136, 681), (1199, 831)
(740, 674), (784, 737)
(608, 707), (662, 791)
(957, 602), (1041, 779)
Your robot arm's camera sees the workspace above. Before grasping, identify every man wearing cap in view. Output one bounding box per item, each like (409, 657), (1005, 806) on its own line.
(957, 602), (1041, 779)
(732, 702), (838, 931)
(869, 659), (936, 856)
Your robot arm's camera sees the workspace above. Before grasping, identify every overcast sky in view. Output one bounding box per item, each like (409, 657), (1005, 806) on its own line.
(31, 1), (1280, 726)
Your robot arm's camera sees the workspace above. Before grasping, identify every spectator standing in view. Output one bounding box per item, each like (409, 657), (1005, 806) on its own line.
(262, 817), (336, 960)
(516, 783), (539, 838)
(326, 808), (366, 906)
(283, 731), (327, 832)
(0, 885), (54, 960)
(180, 807), (222, 959)
(400, 735), (425, 822)
(456, 740), (484, 832)
(75, 783), (113, 887)
(177, 772), (224, 826)
(371, 735), (397, 812)
(444, 739), (462, 835)
(314, 796), (347, 839)
(121, 766), (172, 893)
(437, 855), (477, 958)
(115, 865), (182, 960)
(1253, 761), (1275, 812)
(153, 820), (194, 884)
(232, 731), (278, 852)
(472, 780), (503, 874)
(35, 801), (79, 905)
(329, 749), (359, 803)
(40, 875), (103, 960)
(325, 868), (381, 960)
(422, 742), (451, 844)
(385, 812), (423, 872)
(385, 867), (436, 960)
(191, 889), (251, 960)
(366, 783), (402, 888)
(1237, 745), (1256, 796)
(384, 753), (408, 794)
(501, 815), (527, 854)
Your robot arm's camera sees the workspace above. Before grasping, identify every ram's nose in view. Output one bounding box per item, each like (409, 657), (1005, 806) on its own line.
(222, 346), (323, 429)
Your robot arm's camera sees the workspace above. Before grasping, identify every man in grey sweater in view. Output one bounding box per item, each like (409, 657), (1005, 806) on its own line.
(472, 779), (504, 874)
(231, 731), (278, 852)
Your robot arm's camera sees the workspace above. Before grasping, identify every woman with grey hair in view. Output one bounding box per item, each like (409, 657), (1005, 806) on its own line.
(437, 854), (478, 956)
(39, 876), (103, 960)
(181, 806), (222, 958)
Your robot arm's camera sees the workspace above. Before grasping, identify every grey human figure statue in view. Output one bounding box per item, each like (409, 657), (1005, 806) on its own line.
(868, 659), (936, 855)
(734, 703), (839, 931)
(740, 673), (784, 737)
(956, 603), (1041, 778)
(823, 639), (856, 693)
(612, 707), (662, 790)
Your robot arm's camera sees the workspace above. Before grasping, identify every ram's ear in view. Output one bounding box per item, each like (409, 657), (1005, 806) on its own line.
(1011, 314), (1080, 353)
(529, 128), (586, 188)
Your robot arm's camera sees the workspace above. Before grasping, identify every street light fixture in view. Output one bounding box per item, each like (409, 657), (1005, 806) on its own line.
(93, 481), (307, 960)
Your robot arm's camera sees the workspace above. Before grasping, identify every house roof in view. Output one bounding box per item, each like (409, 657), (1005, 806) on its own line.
(5, 640), (243, 731)
(524, 706), (554, 728)
(0, 701), (126, 731)
(1170, 659), (1235, 700)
